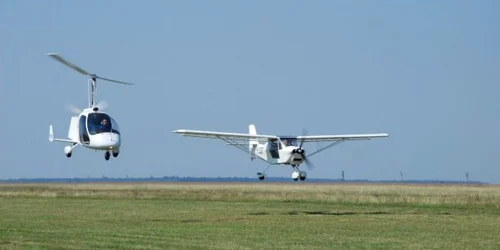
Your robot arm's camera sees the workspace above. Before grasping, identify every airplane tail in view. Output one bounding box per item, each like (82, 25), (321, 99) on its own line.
(249, 124), (258, 153)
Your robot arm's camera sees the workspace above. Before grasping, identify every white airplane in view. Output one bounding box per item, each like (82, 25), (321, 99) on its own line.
(173, 125), (389, 181)
(47, 53), (134, 160)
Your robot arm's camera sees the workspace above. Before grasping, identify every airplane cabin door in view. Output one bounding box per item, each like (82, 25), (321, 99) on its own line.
(267, 139), (280, 159)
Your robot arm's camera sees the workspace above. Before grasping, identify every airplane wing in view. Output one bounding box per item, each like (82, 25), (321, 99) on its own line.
(173, 129), (278, 140)
(296, 133), (389, 158)
(174, 129), (389, 162)
(173, 129), (278, 164)
(297, 133), (389, 142)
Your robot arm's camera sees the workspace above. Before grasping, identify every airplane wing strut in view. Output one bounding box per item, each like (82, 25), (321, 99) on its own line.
(306, 139), (346, 158)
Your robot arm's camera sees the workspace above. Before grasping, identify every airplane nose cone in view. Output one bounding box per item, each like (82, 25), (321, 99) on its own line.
(295, 148), (304, 154)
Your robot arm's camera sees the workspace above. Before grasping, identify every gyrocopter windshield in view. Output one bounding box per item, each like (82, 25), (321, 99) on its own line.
(87, 113), (120, 135)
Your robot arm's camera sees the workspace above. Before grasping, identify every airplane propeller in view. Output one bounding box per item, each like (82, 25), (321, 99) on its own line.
(294, 128), (315, 170)
(303, 156), (315, 170)
(299, 128), (308, 148)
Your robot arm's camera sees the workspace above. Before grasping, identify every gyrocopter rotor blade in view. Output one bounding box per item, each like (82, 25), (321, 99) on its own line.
(47, 53), (90, 75)
(96, 76), (134, 85)
(46, 53), (135, 85)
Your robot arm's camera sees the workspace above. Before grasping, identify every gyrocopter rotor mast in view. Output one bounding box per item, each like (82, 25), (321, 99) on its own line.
(47, 53), (134, 109)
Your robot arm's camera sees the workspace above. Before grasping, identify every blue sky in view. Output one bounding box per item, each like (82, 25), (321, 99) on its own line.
(1, 1), (499, 182)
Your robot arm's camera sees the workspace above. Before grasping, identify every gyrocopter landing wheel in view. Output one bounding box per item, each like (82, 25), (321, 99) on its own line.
(105, 151), (110, 161)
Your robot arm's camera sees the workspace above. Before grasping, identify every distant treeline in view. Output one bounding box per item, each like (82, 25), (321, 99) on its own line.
(0, 176), (485, 184)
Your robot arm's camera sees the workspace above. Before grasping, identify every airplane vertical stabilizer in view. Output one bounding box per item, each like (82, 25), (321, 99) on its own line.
(249, 124), (258, 151)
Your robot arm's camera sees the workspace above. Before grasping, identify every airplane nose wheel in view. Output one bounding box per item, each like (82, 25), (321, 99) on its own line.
(299, 171), (307, 181)
(105, 151), (110, 161)
(292, 167), (307, 181)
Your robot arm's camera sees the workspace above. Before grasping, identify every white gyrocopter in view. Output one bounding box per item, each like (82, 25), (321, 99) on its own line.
(47, 53), (134, 160)
(174, 125), (389, 181)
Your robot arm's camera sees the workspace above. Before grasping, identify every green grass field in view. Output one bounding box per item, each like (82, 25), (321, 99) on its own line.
(0, 183), (499, 249)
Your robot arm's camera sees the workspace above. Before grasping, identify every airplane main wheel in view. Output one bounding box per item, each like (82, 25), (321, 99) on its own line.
(257, 172), (265, 181)
(66, 153), (72, 158)
(105, 151), (110, 161)
(292, 171), (300, 181)
(113, 152), (119, 158)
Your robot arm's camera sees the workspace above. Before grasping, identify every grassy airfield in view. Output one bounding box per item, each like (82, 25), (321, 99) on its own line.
(0, 183), (499, 249)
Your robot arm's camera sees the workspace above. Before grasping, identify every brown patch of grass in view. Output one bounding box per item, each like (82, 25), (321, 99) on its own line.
(0, 183), (499, 207)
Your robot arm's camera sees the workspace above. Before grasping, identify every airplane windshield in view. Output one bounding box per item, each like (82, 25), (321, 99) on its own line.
(87, 113), (113, 135)
(280, 137), (298, 147)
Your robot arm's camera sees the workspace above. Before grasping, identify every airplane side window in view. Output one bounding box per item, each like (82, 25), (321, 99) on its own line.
(268, 140), (280, 159)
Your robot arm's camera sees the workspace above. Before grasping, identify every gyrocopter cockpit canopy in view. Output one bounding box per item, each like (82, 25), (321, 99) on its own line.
(86, 113), (120, 135)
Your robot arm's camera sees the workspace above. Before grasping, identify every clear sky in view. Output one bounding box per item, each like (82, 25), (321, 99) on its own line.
(1, 1), (499, 183)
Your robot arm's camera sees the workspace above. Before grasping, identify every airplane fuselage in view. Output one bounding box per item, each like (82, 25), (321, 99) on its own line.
(254, 143), (305, 166)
